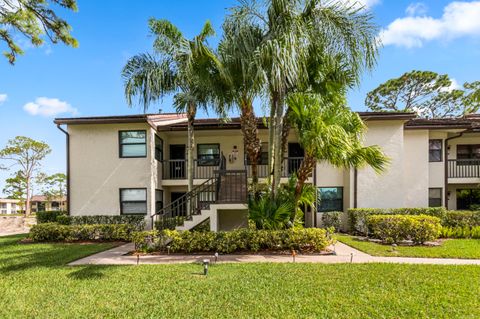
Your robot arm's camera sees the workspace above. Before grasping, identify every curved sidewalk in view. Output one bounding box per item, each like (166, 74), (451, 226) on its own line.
(69, 242), (480, 266)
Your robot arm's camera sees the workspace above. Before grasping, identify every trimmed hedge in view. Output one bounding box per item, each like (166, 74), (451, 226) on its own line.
(56, 215), (145, 230)
(367, 214), (441, 244)
(29, 223), (137, 242)
(440, 226), (480, 239)
(321, 211), (342, 230)
(442, 211), (480, 228)
(132, 228), (334, 253)
(348, 207), (447, 234)
(36, 211), (67, 224)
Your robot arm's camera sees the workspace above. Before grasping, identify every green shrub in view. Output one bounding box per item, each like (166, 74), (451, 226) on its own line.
(442, 211), (480, 228)
(132, 228), (333, 254)
(367, 214), (441, 244)
(321, 211), (342, 230)
(36, 211), (67, 224)
(154, 216), (185, 231)
(440, 226), (480, 239)
(55, 215), (71, 225)
(67, 215), (145, 230)
(348, 207), (447, 234)
(29, 223), (137, 242)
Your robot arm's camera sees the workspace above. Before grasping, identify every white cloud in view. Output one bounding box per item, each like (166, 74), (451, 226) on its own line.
(342, 0), (381, 10)
(0, 94), (7, 104)
(440, 78), (463, 92)
(23, 97), (78, 117)
(380, 1), (480, 48)
(406, 2), (428, 16)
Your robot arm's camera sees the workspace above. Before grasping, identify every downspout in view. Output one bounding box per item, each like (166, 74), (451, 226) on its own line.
(444, 131), (467, 209)
(56, 125), (70, 215)
(313, 165), (317, 228)
(354, 168), (358, 208)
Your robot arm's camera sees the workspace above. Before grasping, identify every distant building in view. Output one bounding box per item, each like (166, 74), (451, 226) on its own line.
(0, 199), (22, 215)
(30, 195), (67, 212)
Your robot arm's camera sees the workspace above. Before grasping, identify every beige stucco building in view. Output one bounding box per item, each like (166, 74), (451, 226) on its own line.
(0, 199), (22, 215)
(54, 112), (480, 231)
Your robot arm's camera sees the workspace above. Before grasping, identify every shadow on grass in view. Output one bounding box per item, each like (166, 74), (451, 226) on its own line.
(68, 265), (109, 280)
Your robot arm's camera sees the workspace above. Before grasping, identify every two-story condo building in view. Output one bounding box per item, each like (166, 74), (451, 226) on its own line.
(54, 112), (480, 231)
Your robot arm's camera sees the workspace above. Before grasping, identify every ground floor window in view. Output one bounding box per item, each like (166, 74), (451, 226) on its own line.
(428, 188), (442, 207)
(456, 188), (480, 210)
(317, 187), (343, 212)
(120, 188), (147, 214)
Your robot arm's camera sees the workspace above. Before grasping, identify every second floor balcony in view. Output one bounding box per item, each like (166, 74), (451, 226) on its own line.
(448, 159), (480, 179)
(161, 157), (305, 180)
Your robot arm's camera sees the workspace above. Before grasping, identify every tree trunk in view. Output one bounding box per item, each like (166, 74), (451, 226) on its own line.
(268, 94), (276, 194)
(294, 155), (316, 206)
(281, 107), (291, 165)
(187, 104), (196, 193)
(239, 98), (261, 195)
(272, 94), (285, 196)
(25, 176), (31, 216)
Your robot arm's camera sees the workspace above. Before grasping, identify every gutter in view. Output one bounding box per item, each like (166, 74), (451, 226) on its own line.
(56, 124), (70, 215)
(444, 131), (468, 209)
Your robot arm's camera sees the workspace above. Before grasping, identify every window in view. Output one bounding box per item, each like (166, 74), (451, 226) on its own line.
(428, 188), (442, 207)
(246, 143), (268, 165)
(0, 210), (6, 214)
(457, 144), (480, 160)
(51, 202), (60, 211)
(119, 130), (147, 158)
(155, 135), (163, 161)
(317, 187), (343, 212)
(197, 144), (220, 166)
(0, 203), (6, 209)
(120, 188), (147, 214)
(429, 139), (443, 162)
(155, 189), (163, 213)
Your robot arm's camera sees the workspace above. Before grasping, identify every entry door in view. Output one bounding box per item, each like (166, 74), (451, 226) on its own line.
(288, 143), (304, 174)
(171, 192), (187, 216)
(169, 145), (186, 179)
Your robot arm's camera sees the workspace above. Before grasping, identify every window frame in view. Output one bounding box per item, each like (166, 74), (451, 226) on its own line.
(457, 144), (480, 160)
(119, 188), (148, 215)
(317, 187), (344, 213)
(429, 139), (443, 162)
(197, 143), (221, 166)
(155, 135), (163, 161)
(428, 187), (443, 207)
(119, 130), (147, 158)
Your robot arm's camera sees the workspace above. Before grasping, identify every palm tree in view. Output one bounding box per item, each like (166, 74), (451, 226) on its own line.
(122, 19), (220, 193)
(214, 14), (264, 193)
(227, 0), (380, 197)
(287, 92), (389, 214)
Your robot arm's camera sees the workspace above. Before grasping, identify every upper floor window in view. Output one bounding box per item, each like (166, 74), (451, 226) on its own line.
(317, 187), (343, 212)
(155, 135), (163, 161)
(457, 144), (480, 160)
(119, 130), (147, 158)
(197, 144), (220, 166)
(429, 139), (442, 162)
(120, 188), (147, 215)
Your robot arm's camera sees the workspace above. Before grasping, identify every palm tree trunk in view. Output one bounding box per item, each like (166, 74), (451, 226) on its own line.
(294, 155), (316, 204)
(281, 107), (291, 164)
(187, 103), (196, 193)
(272, 94), (285, 196)
(268, 94), (276, 193)
(239, 99), (261, 195)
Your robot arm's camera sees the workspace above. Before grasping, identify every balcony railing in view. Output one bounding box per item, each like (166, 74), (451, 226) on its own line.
(161, 159), (220, 180)
(246, 157), (304, 178)
(448, 159), (480, 178)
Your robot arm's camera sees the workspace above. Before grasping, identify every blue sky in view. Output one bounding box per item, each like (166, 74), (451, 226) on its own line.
(1, 0), (480, 195)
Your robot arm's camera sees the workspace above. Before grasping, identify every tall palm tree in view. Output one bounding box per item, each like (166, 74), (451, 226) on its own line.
(227, 0), (380, 197)
(122, 19), (220, 193)
(287, 92), (389, 214)
(214, 15), (264, 193)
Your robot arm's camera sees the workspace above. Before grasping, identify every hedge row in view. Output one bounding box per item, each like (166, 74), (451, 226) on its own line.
(347, 208), (480, 234)
(440, 226), (480, 239)
(29, 223), (138, 242)
(132, 228), (334, 253)
(367, 214), (441, 244)
(321, 211), (342, 230)
(36, 212), (145, 230)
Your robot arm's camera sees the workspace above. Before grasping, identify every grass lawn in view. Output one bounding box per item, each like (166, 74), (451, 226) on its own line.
(1, 234), (480, 318)
(336, 234), (480, 259)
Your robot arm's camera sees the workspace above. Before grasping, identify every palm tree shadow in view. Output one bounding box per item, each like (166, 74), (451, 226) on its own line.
(68, 265), (108, 280)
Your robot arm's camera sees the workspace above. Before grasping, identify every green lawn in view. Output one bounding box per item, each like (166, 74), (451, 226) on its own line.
(336, 234), (480, 259)
(1, 234), (480, 318)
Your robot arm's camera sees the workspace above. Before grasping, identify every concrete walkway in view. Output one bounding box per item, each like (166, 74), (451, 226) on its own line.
(69, 242), (480, 266)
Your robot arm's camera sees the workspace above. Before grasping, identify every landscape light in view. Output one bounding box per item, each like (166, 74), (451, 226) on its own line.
(203, 259), (210, 276)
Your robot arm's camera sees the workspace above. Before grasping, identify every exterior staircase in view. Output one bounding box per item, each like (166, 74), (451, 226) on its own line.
(152, 167), (248, 231)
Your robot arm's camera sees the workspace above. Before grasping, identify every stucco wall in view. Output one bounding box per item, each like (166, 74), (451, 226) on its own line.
(404, 130), (429, 207)
(69, 123), (154, 216)
(357, 121), (406, 208)
(217, 209), (249, 231)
